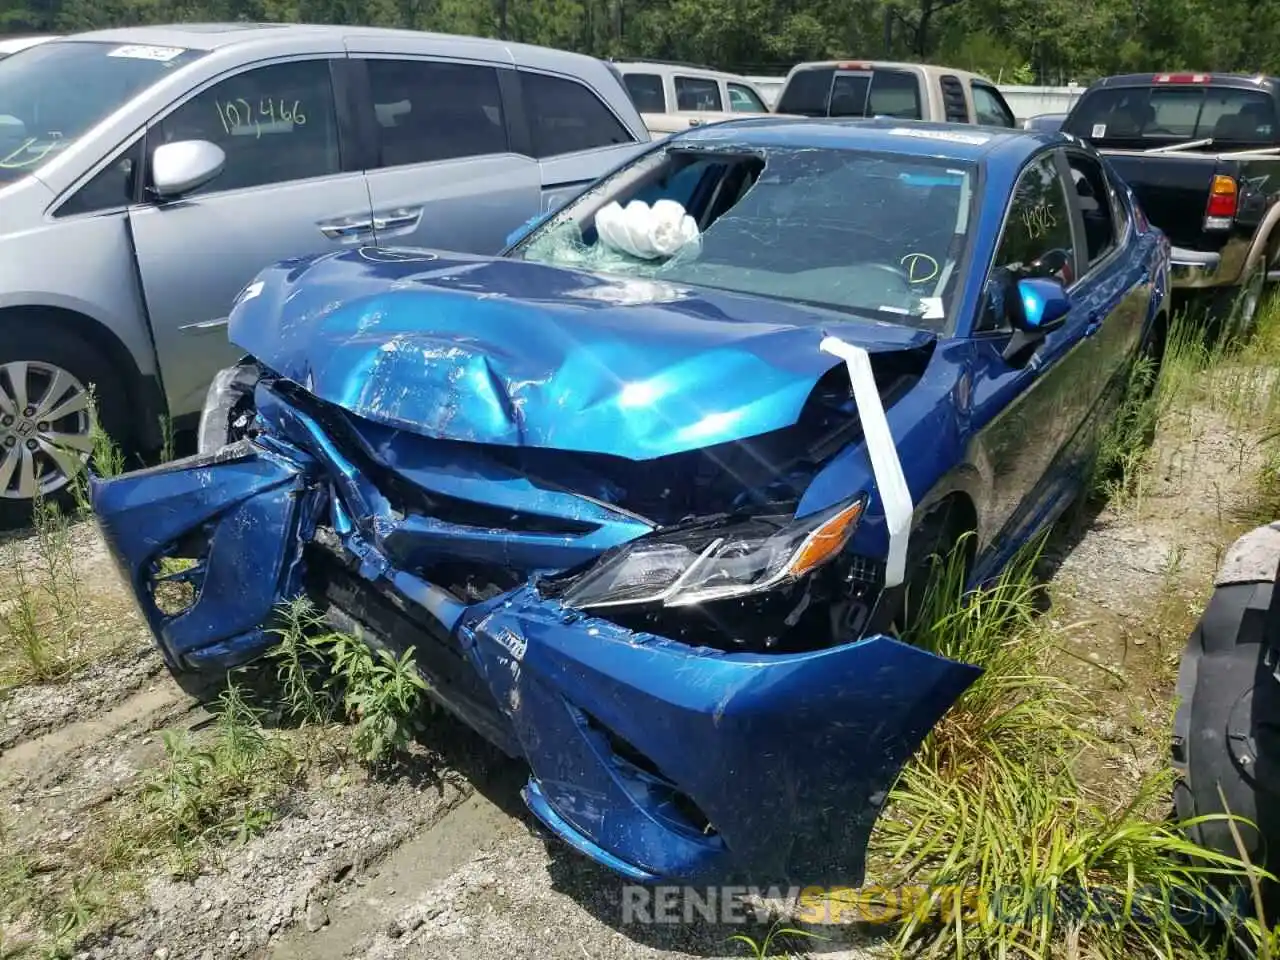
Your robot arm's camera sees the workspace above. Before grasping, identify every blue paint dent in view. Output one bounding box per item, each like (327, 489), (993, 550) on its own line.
(88, 441), (317, 673)
(464, 591), (980, 883)
(228, 251), (934, 461)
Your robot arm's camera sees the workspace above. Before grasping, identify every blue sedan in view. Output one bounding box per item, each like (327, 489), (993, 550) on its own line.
(90, 118), (1170, 886)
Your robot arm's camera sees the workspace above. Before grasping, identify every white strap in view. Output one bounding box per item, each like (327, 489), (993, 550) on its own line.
(820, 336), (914, 588)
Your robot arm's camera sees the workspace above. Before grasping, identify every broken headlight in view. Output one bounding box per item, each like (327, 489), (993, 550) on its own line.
(196, 359), (263, 455)
(560, 495), (867, 610)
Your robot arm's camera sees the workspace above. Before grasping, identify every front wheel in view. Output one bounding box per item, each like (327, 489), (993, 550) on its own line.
(0, 322), (130, 529)
(887, 502), (976, 642)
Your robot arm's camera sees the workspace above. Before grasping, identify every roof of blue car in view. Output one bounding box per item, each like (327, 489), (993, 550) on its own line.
(676, 117), (1059, 165)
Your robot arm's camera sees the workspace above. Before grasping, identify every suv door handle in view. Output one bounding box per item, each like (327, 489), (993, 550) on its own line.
(1084, 312), (1103, 337)
(319, 218), (374, 239)
(372, 210), (422, 231)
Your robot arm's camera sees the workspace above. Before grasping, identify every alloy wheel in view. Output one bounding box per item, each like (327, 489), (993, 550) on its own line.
(0, 360), (94, 501)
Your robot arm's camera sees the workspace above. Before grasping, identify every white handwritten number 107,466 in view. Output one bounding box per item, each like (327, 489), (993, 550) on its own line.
(214, 99), (307, 137)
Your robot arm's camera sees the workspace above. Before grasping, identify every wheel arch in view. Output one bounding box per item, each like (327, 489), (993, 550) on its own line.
(0, 305), (165, 449)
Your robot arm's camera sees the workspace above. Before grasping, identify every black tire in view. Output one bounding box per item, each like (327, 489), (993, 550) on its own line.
(1172, 579), (1280, 914)
(1137, 312), (1167, 398)
(1208, 257), (1266, 344)
(889, 499), (976, 640)
(1133, 312), (1168, 449)
(0, 318), (132, 530)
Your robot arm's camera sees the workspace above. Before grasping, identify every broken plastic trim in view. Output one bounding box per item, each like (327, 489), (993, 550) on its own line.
(197, 358), (263, 455)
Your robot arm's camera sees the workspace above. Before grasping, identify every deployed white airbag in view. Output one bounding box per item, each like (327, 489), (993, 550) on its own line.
(595, 199), (700, 260)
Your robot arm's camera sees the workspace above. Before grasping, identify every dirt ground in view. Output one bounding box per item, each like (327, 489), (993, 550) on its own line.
(0, 376), (1272, 960)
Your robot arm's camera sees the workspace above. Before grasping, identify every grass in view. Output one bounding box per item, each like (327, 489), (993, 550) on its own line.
(267, 597), (431, 768)
(728, 920), (821, 959)
(835, 296), (1280, 960)
(0, 496), (90, 686)
(867, 539), (1251, 959)
(137, 684), (300, 857)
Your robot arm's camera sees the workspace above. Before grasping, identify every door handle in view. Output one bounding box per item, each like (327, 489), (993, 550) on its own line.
(1084, 312), (1102, 337)
(372, 209), (422, 232)
(319, 219), (374, 240)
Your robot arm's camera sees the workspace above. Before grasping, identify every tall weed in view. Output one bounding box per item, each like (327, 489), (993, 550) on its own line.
(870, 537), (1252, 959)
(266, 598), (430, 767)
(139, 683), (298, 856)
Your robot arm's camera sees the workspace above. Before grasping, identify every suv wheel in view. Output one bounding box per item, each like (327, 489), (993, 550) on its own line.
(0, 323), (129, 529)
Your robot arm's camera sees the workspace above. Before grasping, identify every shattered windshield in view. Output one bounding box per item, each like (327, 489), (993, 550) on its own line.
(0, 40), (204, 184)
(510, 145), (975, 331)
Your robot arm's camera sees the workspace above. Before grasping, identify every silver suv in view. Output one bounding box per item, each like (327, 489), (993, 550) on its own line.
(0, 24), (649, 525)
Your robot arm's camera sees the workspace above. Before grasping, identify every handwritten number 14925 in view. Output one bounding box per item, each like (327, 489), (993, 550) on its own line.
(214, 98), (307, 137)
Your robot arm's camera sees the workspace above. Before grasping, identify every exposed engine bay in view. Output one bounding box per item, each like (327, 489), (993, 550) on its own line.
(197, 333), (931, 653)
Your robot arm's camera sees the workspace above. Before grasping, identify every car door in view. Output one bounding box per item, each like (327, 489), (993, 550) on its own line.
(515, 69), (646, 214)
(127, 55), (373, 419)
(970, 80), (1018, 128)
(1058, 147), (1150, 417)
(967, 150), (1102, 557)
(354, 49), (542, 254)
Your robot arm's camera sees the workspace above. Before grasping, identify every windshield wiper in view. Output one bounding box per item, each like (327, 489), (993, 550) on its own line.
(1143, 137), (1215, 154)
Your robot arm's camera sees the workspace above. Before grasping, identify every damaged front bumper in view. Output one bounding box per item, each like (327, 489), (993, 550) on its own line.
(91, 397), (979, 886)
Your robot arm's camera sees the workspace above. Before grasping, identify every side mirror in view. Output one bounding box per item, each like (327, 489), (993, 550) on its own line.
(1013, 277), (1071, 333)
(1001, 277), (1072, 364)
(150, 140), (226, 199)
(505, 214), (544, 249)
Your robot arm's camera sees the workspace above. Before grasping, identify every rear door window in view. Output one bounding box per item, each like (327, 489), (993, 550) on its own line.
(623, 72), (665, 112)
(674, 76), (722, 111)
(971, 82), (1016, 127)
(520, 71), (634, 158)
(365, 59), (507, 168)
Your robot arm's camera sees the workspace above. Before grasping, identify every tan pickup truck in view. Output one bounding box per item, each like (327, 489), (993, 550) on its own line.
(774, 60), (1020, 128)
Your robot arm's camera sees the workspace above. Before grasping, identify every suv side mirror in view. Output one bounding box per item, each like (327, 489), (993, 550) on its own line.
(1001, 276), (1072, 363)
(150, 140), (226, 199)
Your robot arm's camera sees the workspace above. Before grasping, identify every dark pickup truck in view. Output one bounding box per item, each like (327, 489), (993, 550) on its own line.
(1062, 73), (1280, 326)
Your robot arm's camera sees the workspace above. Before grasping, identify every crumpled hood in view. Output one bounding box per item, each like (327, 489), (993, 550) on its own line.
(229, 248), (935, 460)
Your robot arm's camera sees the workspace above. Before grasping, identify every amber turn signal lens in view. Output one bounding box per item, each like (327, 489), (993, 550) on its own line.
(785, 499), (866, 579)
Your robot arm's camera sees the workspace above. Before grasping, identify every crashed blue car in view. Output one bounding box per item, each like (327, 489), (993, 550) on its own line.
(91, 119), (1170, 886)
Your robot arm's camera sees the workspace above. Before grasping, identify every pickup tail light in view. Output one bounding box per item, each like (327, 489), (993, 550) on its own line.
(1204, 174), (1238, 230)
